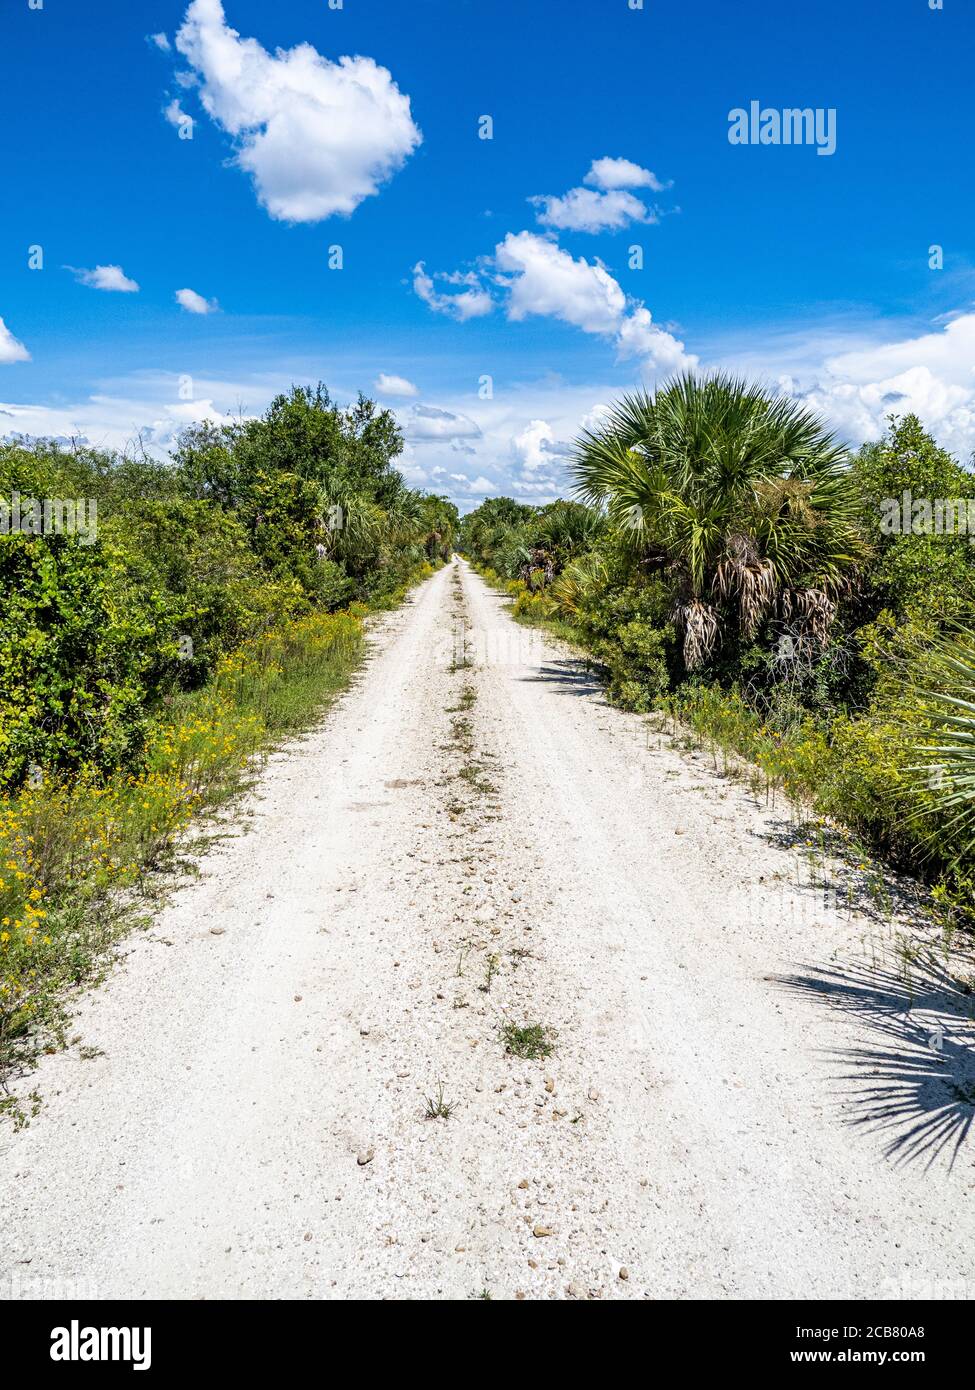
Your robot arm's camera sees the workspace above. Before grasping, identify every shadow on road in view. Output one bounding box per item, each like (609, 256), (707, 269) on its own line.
(520, 658), (605, 699)
(775, 955), (975, 1170)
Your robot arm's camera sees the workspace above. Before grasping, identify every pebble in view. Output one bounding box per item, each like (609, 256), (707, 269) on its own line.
(356, 1148), (375, 1166)
(567, 1282), (586, 1299)
(619, 1268), (630, 1281)
(533, 1224), (553, 1238)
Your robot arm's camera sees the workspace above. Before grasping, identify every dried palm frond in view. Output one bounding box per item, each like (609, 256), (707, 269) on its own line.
(675, 600), (720, 669)
(714, 535), (777, 634)
(780, 587), (836, 647)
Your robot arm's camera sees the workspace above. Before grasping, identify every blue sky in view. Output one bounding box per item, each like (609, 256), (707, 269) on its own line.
(1, 0), (973, 508)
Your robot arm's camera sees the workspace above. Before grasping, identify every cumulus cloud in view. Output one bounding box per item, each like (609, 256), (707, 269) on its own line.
(175, 287), (219, 314)
(412, 263), (494, 321)
(495, 232), (626, 334)
(579, 402), (613, 433)
(585, 156), (669, 192)
(374, 372), (418, 397)
(0, 318), (30, 365)
(529, 155), (673, 233)
(400, 379), (625, 506)
(616, 304), (698, 374)
(402, 403), (482, 441)
(510, 418), (573, 472)
(773, 311), (975, 462)
(531, 187), (652, 234)
(172, 0), (421, 222)
(493, 232), (696, 374)
(449, 472), (496, 492)
(66, 264), (140, 293)
(415, 231), (695, 376)
(413, 147), (689, 378)
(148, 32), (171, 52)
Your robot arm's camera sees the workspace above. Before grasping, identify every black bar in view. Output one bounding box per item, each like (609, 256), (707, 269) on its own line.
(2, 1299), (965, 1374)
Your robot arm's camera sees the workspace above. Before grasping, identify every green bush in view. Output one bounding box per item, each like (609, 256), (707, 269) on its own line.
(0, 534), (155, 782)
(0, 387), (458, 792)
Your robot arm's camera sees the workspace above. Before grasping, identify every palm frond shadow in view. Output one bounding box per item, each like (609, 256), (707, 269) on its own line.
(774, 956), (975, 1171)
(520, 658), (605, 699)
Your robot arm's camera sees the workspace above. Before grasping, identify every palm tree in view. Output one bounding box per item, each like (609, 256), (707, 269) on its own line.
(416, 494), (459, 562)
(511, 501), (605, 588)
(572, 373), (864, 669)
(545, 552), (608, 619)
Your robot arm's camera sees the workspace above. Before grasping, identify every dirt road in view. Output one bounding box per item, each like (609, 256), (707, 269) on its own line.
(2, 558), (973, 1300)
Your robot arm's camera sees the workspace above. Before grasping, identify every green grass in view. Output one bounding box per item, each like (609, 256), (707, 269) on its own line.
(424, 1081), (456, 1120)
(501, 1021), (555, 1060)
(446, 685), (477, 713)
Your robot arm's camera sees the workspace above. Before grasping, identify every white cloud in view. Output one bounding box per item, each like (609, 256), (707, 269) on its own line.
(492, 232), (696, 374)
(0, 385), (238, 456)
(531, 187), (651, 234)
(164, 97), (192, 129)
(415, 231), (695, 379)
(149, 32), (171, 52)
(400, 377), (628, 506)
(67, 264), (140, 293)
(0, 369), (632, 509)
(402, 403), (482, 441)
(779, 313), (975, 462)
(175, 287), (219, 314)
(585, 156), (668, 192)
(616, 304), (698, 374)
(707, 308), (975, 463)
(449, 472), (496, 492)
(0, 318), (30, 365)
(412, 262), (494, 321)
(495, 232), (626, 334)
(374, 372), (418, 398)
(510, 419), (572, 472)
(173, 0), (421, 222)
(579, 402), (612, 432)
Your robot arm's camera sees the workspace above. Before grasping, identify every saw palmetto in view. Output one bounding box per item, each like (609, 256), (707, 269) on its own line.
(572, 373), (864, 668)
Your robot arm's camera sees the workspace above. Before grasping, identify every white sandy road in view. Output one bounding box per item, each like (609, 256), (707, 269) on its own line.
(1, 558), (973, 1301)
